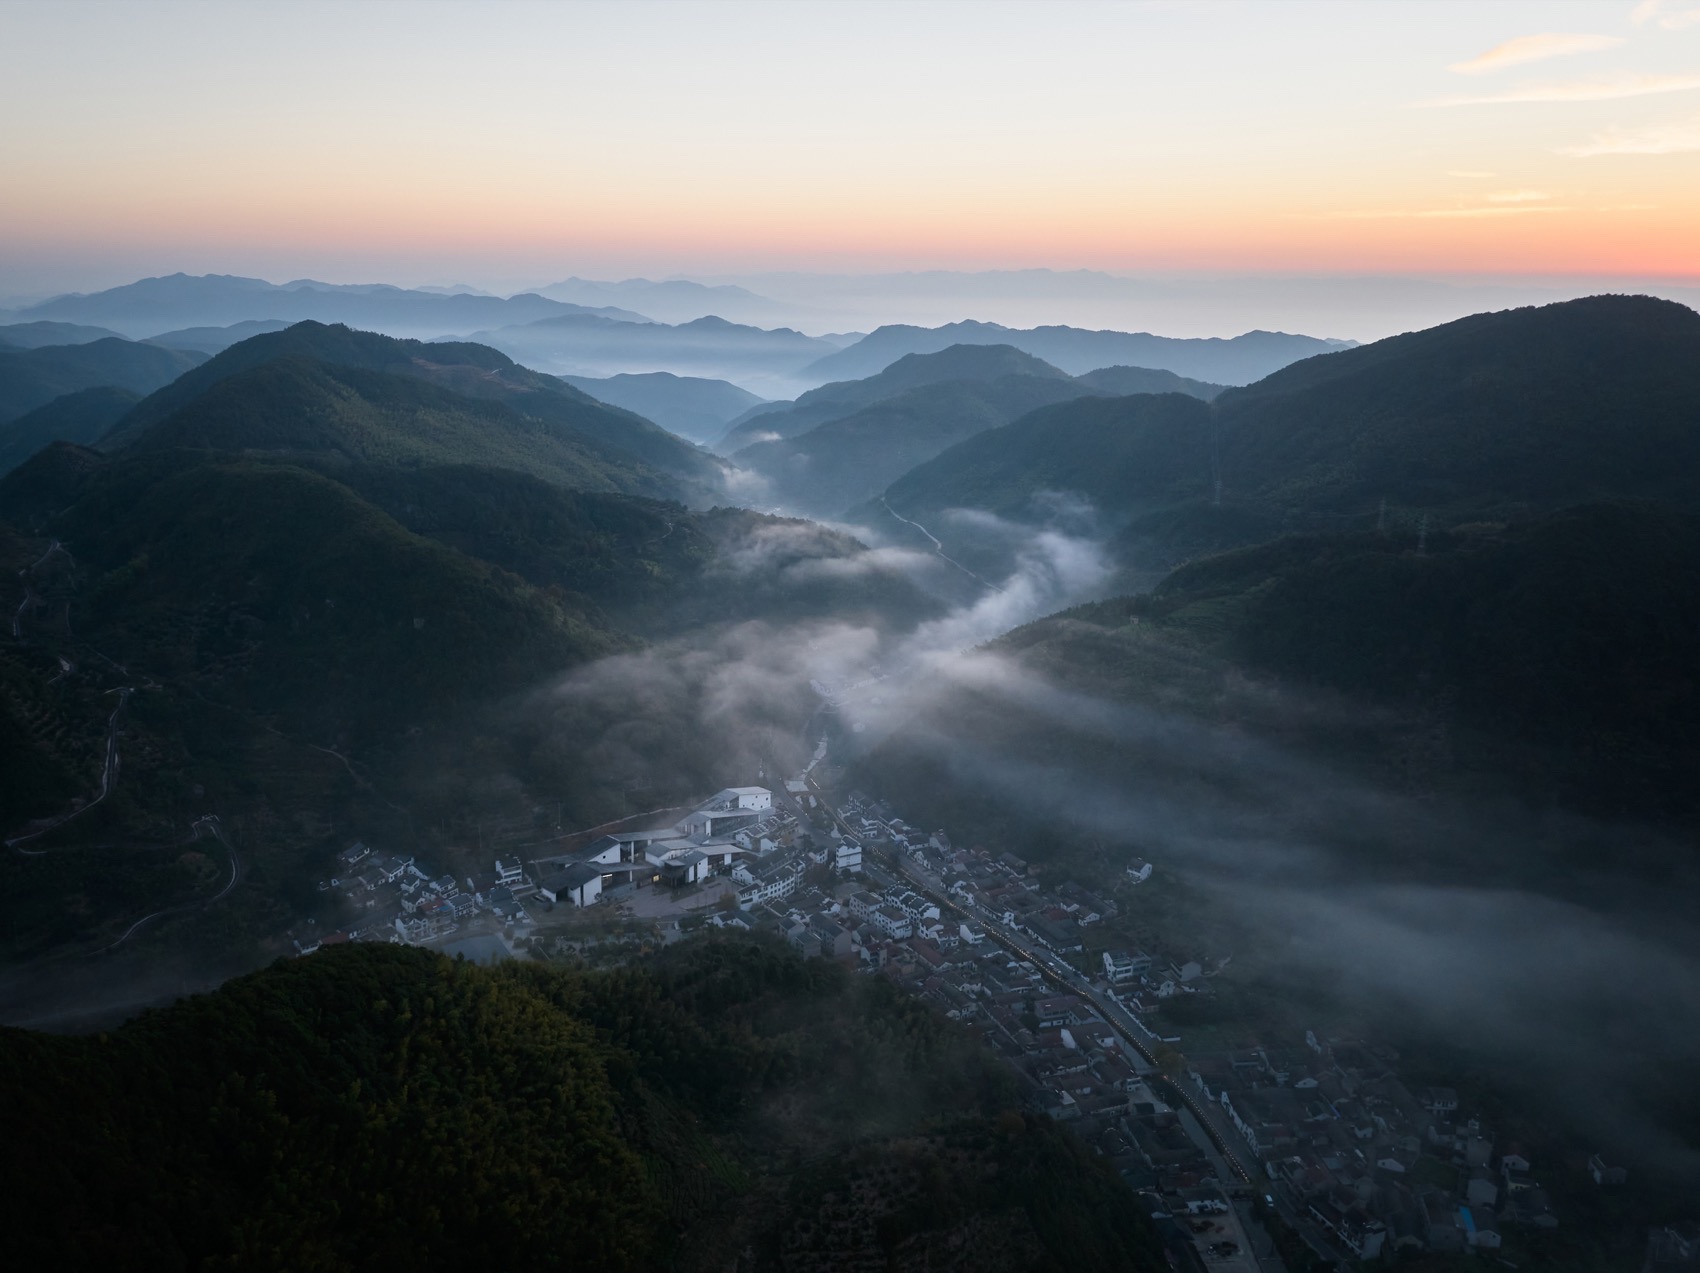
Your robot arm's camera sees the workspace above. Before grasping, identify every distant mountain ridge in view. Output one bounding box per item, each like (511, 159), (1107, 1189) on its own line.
(0, 321), (127, 348)
(458, 312), (840, 395)
(808, 319), (1352, 385)
(532, 275), (793, 326)
(560, 371), (767, 445)
(7, 273), (648, 340)
(145, 318), (295, 354)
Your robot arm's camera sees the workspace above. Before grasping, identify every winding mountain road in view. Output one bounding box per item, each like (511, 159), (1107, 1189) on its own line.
(879, 498), (1004, 593)
(6, 686), (133, 853)
(97, 816), (241, 953)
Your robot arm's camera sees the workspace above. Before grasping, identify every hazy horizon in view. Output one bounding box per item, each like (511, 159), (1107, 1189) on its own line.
(7, 264), (1700, 345)
(5, 0), (1699, 338)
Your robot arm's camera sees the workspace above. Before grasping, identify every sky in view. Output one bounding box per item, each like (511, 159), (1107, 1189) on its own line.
(2, 0), (1699, 308)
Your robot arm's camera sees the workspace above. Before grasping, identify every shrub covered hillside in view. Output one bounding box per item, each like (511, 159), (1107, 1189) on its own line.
(0, 938), (1165, 1273)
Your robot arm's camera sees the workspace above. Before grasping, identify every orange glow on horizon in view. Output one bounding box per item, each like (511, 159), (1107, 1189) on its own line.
(3, 0), (1699, 294)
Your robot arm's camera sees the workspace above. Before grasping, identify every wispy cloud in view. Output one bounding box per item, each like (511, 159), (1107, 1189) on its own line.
(1485, 189), (1553, 202)
(1417, 73), (1700, 106)
(1632, 0), (1700, 30)
(1559, 114), (1700, 154)
(1316, 205), (1569, 220)
(1449, 32), (1625, 75)
(1446, 169), (1498, 178)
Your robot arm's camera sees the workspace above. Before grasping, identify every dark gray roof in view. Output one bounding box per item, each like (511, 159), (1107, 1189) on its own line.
(544, 862), (602, 892)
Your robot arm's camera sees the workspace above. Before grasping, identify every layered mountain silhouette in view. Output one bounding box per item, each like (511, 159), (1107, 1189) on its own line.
(804, 318), (1351, 385)
(145, 318), (295, 354)
(0, 321), (126, 348)
(6, 273), (645, 340)
(460, 312), (838, 392)
(561, 370), (767, 445)
(532, 275), (790, 326)
(719, 343), (1083, 451)
(0, 336), (204, 425)
(94, 321), (724, 503)
(863, 296), (1700, 576)
(727, 344), (1223, 517)
(0, 385), (138, 478)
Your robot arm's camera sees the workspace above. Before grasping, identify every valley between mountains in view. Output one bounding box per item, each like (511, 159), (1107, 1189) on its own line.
(2, 287), (1699, 1271)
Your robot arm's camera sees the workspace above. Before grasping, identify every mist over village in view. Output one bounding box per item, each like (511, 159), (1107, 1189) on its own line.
(2, 2), (1700, 1270)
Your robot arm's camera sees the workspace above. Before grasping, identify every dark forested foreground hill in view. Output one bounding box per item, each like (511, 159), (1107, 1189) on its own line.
(0, 940), (1164, 1273)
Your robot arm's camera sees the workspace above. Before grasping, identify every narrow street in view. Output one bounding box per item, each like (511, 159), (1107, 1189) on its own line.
(809, 778), (1252, 1193)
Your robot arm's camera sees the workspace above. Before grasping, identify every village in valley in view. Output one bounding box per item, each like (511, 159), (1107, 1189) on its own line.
(294, 775), (1659, 1273)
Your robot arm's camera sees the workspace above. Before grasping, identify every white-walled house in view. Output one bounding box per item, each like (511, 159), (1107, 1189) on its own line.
(720, 786), (772, 811)
(734, 854), (802, 907)
(539, 862), (603, 907)
(1103, 949), (1153, 983)
(835, 838), (863, 873)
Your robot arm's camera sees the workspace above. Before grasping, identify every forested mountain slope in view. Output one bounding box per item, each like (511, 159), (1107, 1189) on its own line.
(0, 335), (204, 424)
(0, 385), (138, 477)
(736, 373), (1097, 517)
(95, 321), (725, 501)
(860, 296), (1700, 579)
(859, 501), (1700, 853)
(720, 343), (1077, 451)
(0, 939), (1165, 1272)
(1211, 293), (1700, 516)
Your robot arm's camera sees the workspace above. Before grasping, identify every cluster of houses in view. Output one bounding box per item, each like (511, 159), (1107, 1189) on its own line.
(303, 779), (1677, 1270)
(527, 785), (864, 911)
(296, 841), (540, 952)
(1186, 1033), (1591, 1260)
(299, 782), (864, 958)
(839, 792), (1141, 955)
(725, 872), (1194, 1138)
